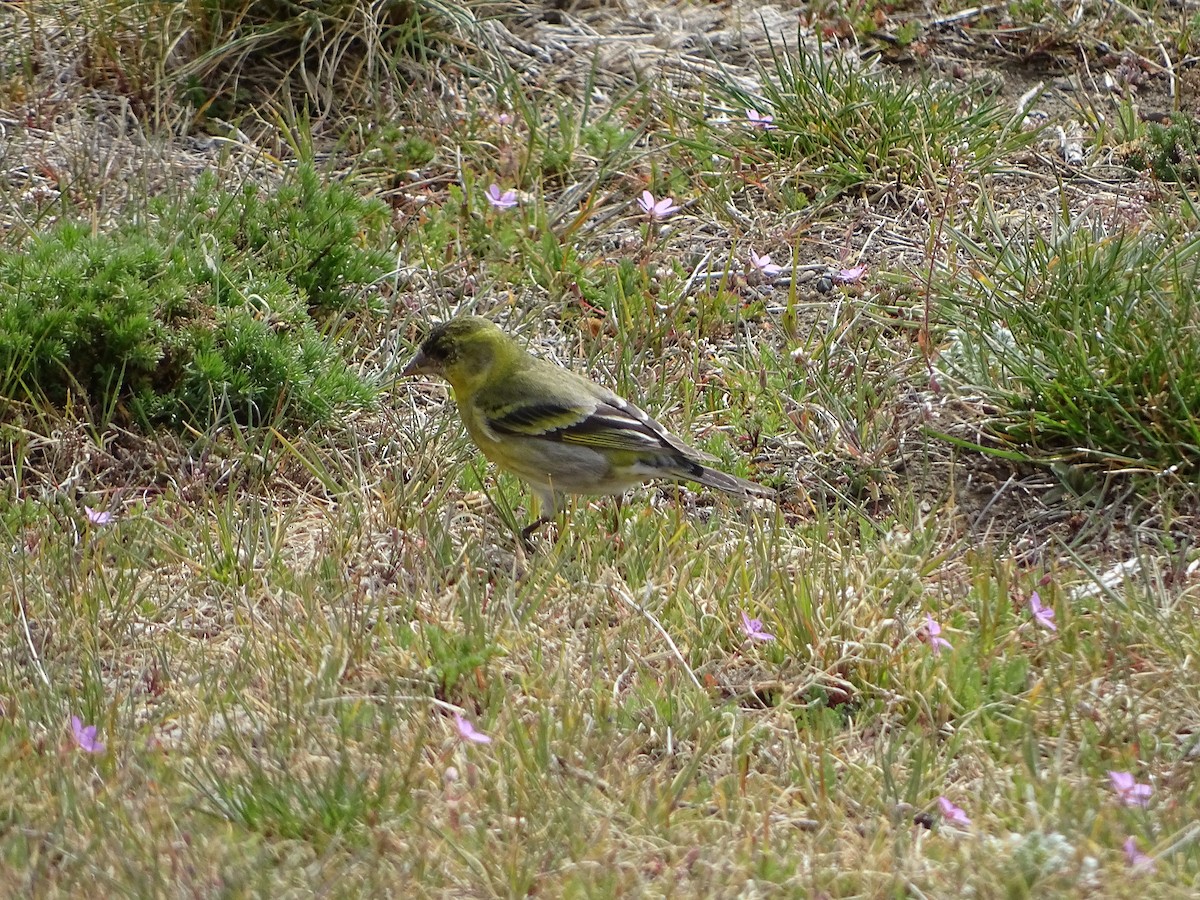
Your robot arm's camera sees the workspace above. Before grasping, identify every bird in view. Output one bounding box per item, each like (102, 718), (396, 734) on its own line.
(401, 316), (774, 539)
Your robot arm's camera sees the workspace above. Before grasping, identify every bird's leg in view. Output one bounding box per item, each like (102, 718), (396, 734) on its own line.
(520, 489), (559, 551)
(519, 515), (550, 551)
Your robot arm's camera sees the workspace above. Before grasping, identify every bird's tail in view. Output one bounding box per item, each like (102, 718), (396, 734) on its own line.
(685, 462), (776, 501)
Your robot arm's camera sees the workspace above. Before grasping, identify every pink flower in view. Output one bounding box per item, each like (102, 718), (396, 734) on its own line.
(485, 184), (518, 210)
(937, 796), (971, 826)
(1123, 836), (1155, 870)
(1109, 771), (1152, 807)
(84, 506), (114, 526)
(1029, 591), (1057, 631)
(739, 611), (775, 642)
(453, 713), (491, 744)
(833, 265), (867, 285)
(920, 614), (952, 655)
(70, 716), (105, 754)
(496, 112), (513, 126)
(637, 190), (680, 221)
(745, 108), (777, 130)
(748, 248), (783, 277)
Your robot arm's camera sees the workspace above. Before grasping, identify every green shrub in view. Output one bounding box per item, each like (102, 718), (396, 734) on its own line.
(1125, 114), (1200, 183)
(0, 165), (391, 429)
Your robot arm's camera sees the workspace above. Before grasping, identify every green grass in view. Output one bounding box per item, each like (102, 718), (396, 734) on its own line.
(672, 37), (1037, 210)
(4, 477), (1198, 893)
(1, 0), (1199, 896)
(938, 207), (1200, 475)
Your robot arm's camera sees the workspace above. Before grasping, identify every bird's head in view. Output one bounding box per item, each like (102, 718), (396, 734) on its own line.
(401, 316), (512, 393)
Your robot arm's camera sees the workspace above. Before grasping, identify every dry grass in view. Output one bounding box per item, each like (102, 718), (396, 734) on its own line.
(2, 0), (1199, 896)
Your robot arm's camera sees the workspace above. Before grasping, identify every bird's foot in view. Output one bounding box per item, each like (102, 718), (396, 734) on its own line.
(519, 516), (551, 552)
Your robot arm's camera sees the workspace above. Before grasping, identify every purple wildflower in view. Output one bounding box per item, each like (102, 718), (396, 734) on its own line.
(833, 265), (867, 285)
(740, 611), (775, 642)
(1123, 836), (1155, 870)
(749, 248), (783, 277)
(453, 713), (492, 744)
(1029, 591), (1057, 631)
(637, 191), (680, 221)
(921, 614), (952, 655)
(937, 796), (971, 826)
(1109, 771), (1152, 807)
(745, 108), (777, 130)
(70, 716), (105, 754)
(485, 184), (518, 210)
(84, 506), (114, 526)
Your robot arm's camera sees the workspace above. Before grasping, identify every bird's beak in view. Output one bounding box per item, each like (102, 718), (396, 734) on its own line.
(400, 349), (430, 378)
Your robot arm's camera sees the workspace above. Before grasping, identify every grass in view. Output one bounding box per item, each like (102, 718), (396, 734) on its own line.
(1, 0), (1199, 896)
(938, 205), (1200, 474)
(686, 37), (1037, 206)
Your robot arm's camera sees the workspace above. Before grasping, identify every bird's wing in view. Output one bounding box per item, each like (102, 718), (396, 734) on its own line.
(482, 369), (715, 461)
